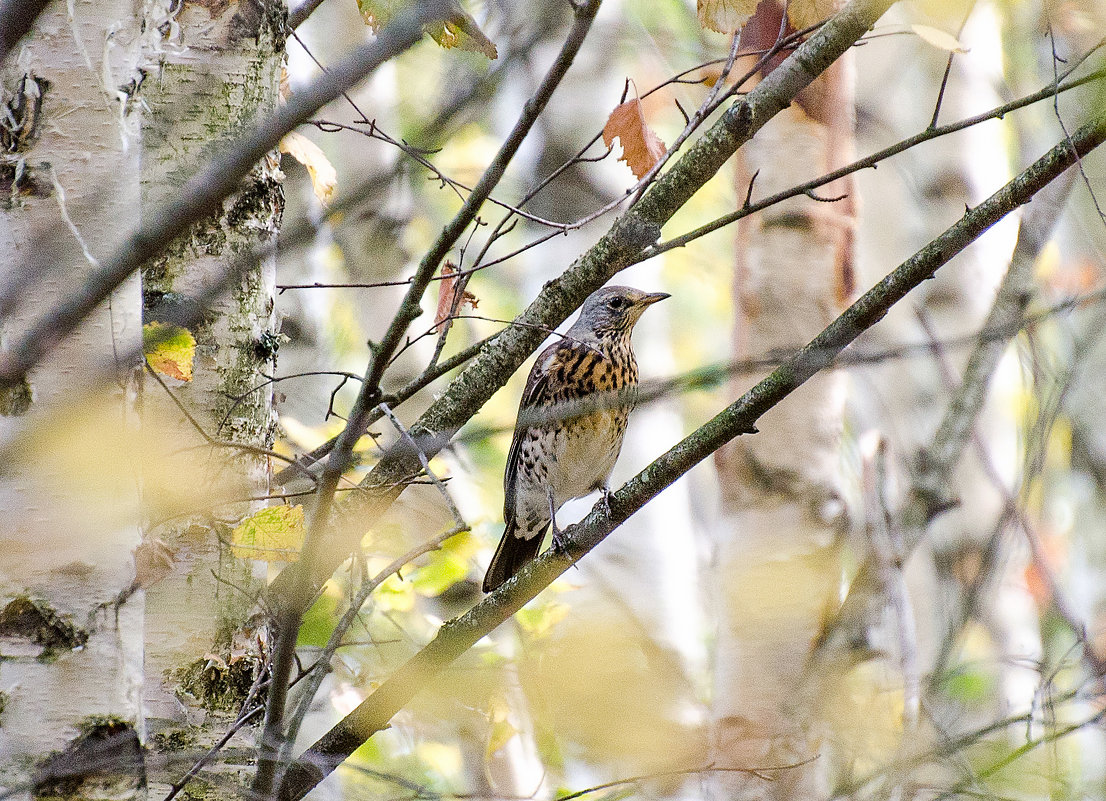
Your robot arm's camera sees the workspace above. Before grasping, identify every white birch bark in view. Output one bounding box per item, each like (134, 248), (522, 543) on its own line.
(708, 52), (856, 800)
(137, 0), (282, 791)
(0, 0), (145, 793)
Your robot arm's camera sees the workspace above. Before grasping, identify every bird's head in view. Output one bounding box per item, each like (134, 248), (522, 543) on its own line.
(569, 286), (670, 340)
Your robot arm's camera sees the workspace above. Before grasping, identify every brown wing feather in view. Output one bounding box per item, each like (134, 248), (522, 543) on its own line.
(502, 342), (558, 521)
(482, 521), (544, 592)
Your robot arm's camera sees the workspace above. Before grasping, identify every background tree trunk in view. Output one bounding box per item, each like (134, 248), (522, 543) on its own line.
(0, 0), (146, 793)
(708, 7), (857, 794)
(849, 0), (1033, 758)
(139, 0), (284, 792)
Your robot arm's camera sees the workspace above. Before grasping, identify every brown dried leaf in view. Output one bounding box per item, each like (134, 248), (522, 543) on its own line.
(786, 0), (844, 31)
(280, 131), (337, 206)
(697, 0), (757, 32)
(434, 262), (478, 331)
(602, 97), (667, 180)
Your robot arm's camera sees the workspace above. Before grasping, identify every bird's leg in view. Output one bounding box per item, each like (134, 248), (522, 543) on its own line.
(546, 485), (568, 553)
(597, 485), (613, 515)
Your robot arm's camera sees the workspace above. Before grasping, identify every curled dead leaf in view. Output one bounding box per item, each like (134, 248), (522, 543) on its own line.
(602, 96), (667, 180)
(434, 263), (479, 331)
(358, 0), (497, 59)
(280, 131), (337, 206)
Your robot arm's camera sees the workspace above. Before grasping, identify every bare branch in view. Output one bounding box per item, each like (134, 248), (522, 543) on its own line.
(261, 0), (903, 619)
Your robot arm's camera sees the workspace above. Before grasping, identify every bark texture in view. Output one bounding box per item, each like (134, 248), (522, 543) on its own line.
(0, 0), (146, 793)
(138, 0), (283, 792)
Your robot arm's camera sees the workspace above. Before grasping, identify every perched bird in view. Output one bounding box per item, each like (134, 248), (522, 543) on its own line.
(482, 285), (669, 592)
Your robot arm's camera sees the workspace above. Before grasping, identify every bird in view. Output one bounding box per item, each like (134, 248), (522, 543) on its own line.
(482, 285), (669, 592)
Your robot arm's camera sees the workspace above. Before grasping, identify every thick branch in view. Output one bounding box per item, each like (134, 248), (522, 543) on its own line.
(275, 83), (1106, 801)
(255, 4), (605, 791)
(811, 122), (1106, 666)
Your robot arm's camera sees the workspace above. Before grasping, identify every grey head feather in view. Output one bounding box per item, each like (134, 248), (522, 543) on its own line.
(566, 285), (670, 342)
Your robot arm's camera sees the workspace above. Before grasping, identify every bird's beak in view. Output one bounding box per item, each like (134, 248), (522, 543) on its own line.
(640, 292), (670, 306)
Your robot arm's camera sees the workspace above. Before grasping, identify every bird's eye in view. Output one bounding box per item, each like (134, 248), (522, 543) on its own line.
(607, 297), (627, 311)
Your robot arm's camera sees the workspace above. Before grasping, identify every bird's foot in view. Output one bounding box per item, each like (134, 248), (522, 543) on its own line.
(550, 519), (569, 554)
(546, 486), (573, 562)
(597, 486), (613, 515)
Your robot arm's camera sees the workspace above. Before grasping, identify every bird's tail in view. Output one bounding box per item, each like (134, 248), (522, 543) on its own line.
(482, 518), (546, 593)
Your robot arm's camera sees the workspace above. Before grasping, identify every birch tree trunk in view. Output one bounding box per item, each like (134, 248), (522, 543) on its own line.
(138, 0), (283, 791)
(0, 0), (146, 794)
(708, 8), (856, 795)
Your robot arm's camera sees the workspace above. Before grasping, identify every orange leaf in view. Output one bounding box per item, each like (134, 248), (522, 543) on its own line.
(434, 263), (478, 331)
(602, 97), (666, 180)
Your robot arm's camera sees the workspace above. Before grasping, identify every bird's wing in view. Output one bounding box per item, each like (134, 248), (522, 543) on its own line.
(503, 343), (557, 519)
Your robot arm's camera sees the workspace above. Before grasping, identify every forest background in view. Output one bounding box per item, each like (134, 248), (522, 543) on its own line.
(0, 0), (1105, 799)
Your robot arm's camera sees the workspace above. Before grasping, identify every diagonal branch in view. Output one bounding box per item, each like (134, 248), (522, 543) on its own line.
(254, 1), (606, 792)
(274, 76), (1106, 801)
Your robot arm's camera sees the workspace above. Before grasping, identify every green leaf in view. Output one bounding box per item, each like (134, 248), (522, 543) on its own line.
(298, 587), (340, 647)
(941, 665), (994, 704)
(411, 532), (476, 596)
(143, 322), (196, 382)
(230, 505), (305, 562)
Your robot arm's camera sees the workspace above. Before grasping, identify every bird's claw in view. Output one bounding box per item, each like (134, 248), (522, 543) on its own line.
(550, 522), (569, 554)
(597, 486), (613, 515)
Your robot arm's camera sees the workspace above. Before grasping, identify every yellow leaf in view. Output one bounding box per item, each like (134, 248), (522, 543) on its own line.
(375, 572), (415, 612)
(143, 322), (196, 382)
(230, 505), (305, 562)
(602, 96), (667, 180)
(416, 742), (463, 779)
(485, 711), (518, 758)
(280, 131), (337, 206)
(910, 24), (969, 53)
(357, 0), (497, 59)
(515, 599), (568, 638)
(697, 0), (757, 32)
